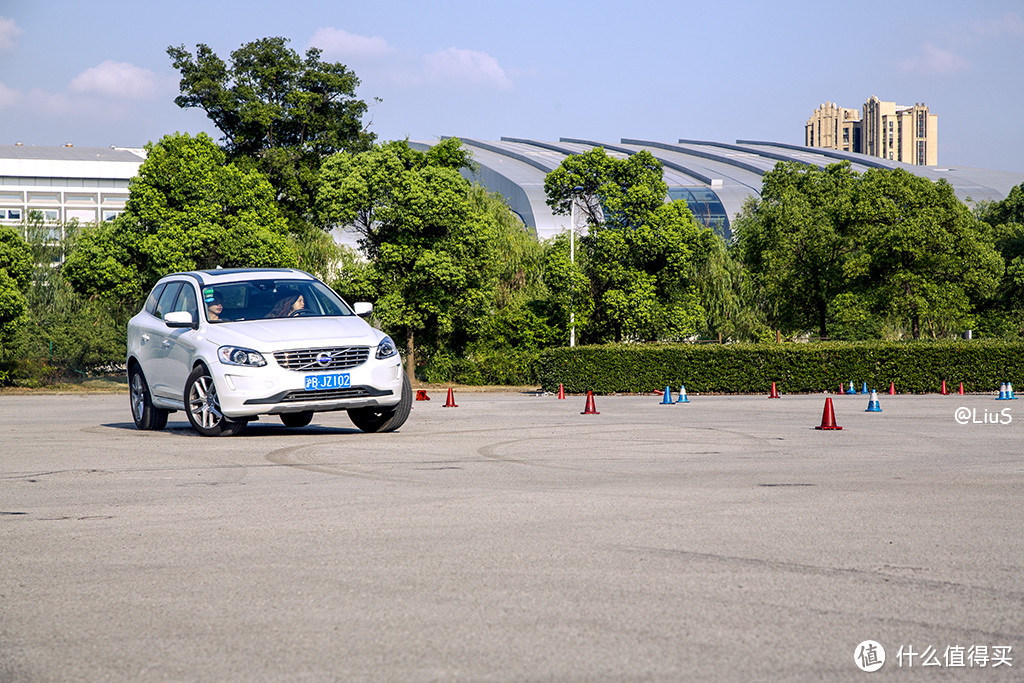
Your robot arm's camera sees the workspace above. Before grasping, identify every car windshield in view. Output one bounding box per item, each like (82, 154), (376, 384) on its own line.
(201, 279), (355, 323)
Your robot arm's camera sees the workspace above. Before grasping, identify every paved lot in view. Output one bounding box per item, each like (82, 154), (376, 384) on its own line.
(1, 389), (1021, 681)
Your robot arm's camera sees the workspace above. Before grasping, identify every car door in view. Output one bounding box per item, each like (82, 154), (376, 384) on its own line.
(130, 282), (166, 377)
(163, 283), (201, 401)
(146, 281), (184, 399)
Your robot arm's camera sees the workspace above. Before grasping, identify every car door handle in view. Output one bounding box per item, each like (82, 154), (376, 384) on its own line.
(161, 340), (173, 349)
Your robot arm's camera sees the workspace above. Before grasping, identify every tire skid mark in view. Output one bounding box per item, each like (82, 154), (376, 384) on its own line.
(475, 424), (774, 475)
(264, 442), (427, 483)
(627, 544), (1024, 606)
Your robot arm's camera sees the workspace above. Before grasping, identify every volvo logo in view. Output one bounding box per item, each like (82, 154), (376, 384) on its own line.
(316, 352), (332, 366)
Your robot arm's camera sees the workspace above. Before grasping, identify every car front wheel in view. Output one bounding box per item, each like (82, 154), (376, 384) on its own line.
(184, 366), (245, 437)
(348, 374), (411, 433)
(129, 365), (168, 431)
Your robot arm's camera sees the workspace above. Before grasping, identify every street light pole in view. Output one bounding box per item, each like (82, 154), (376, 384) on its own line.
(569, 186), (582, 347)
(570, 195), (575, 347)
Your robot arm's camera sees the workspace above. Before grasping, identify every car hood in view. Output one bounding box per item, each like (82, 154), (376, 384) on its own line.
(206, 316), (383, 351)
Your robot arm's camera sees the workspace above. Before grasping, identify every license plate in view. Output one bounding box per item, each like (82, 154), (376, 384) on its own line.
(304, 373), (351, 390)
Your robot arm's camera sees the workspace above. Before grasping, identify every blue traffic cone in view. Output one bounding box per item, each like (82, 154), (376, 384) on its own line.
(865, 390), (882, 412)
(676, 385), (690, 403)
(846, 381), (857, 395)
(660, 385), (674, 405)
(997, 382), (1009, 400)
(1010, 381), (1018, 399)
(860, 381), (868, 394)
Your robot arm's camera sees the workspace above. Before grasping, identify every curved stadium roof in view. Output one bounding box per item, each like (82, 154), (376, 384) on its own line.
(408, 137), (1024, 242)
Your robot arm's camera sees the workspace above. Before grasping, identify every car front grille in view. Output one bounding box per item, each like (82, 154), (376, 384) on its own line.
(273, 346), (370, 372)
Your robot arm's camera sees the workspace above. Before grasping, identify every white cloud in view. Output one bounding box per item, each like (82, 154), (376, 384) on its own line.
(68, 60), (164, 100)
(309, 27), (394, 60)
(0, 15), (22, 51)
(305, 28), (513, 92)
(0, 81), (20, 109)
(898, 42), (970, 76)
(24, 87), (75, 116)
(972, 11), (1024, 38)
(422, 47), (512, 89)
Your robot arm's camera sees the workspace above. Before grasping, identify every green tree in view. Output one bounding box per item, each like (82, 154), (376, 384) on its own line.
(64, 132), (296, 305)
(318, 140), (500, 383)
(968, 183), (1024, 338)
(3, 218), (130, 381)
(978, 182), (1024, 228)
(540, 232), (594, 343)
(732, 161), (858, 338)
(585, 202), (706, 341)
(545, 147), (666, 229)
(691, 228), (768, 342)
(850, 168), (1003, 339)
(544, 148), (709, 343)
(168, 36), (375, 230)
(0, 227), (32, 379)
(465, 185), (559, 355)
(0, 225), (33, 288)
(988, 222), (1024, 337)
(318, 137), (474, 259)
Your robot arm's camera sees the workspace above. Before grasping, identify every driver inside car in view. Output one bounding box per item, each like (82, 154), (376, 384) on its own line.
(267, 293), (305, 318)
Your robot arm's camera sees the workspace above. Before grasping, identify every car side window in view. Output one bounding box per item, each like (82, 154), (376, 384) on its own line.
(155, 282), (183, 320)
(145, 284), (166, 317)
(172, 284), (199, 322)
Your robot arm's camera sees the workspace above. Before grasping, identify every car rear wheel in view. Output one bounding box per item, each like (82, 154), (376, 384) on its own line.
(129, 365), (168, 431)
(348, 374), (411, 433)
(185, 366), (245, 437)
(280, 411), (314, 428)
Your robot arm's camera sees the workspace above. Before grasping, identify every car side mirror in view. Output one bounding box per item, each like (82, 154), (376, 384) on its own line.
(164, 311), (197, 329)
(353, 302), (373, 317)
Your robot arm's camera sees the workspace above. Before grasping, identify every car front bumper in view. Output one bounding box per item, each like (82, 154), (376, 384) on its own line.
(214, 356), (404, 418)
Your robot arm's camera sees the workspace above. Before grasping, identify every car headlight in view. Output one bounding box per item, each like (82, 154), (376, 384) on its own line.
(218, 346), (267, 367)
(376, 336), (397, 360)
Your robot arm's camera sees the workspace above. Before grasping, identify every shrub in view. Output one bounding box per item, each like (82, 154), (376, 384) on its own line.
(536, 340), (1024, 394)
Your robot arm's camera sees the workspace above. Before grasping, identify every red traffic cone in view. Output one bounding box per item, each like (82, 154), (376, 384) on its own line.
(415, 389), (430, 401)
(769, 382), (780, 399)
(888, 382), (896, 395)
(581, 391), (600, 415)
(558, 383), (565, 400)
(443, 388), (458, 408)
(815, 397), (843, 430)
(940, 380), (949, 395)
(838, 383), (844, 394)
(958, 382), (965, 395)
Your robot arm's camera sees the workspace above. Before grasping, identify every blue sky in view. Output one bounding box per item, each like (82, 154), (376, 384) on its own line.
(2, 0), (1022, 172)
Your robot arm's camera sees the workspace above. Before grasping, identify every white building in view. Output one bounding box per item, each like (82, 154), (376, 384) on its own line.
(0, 144), (145, 228)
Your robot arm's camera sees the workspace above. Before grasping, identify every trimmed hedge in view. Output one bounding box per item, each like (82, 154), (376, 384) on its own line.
(422, 349), (541, 386)
(536, 340), (1024, 394)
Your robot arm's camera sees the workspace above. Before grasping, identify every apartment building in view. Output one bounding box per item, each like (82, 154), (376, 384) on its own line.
(806, 96), (937, 165)
(805, 102), (862, 154)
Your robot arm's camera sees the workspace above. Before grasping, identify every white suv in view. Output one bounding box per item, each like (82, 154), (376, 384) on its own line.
(126, 268), (410, 436)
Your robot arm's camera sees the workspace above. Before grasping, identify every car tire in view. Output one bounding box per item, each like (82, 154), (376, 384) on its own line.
(280, 411), (314, 428)
(348, 373), (411, 433)
(129, 365), (168, 431)
(184, 366), (245, 437)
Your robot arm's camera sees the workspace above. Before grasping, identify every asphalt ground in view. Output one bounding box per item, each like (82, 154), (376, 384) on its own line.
(1, 389), (1021, 681)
